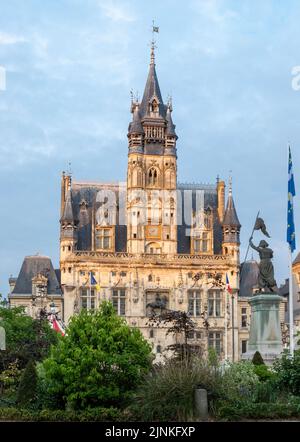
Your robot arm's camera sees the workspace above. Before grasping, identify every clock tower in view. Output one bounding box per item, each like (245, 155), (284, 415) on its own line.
(127, 41), (178, 254)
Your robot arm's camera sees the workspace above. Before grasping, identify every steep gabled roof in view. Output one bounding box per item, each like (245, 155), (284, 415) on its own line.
(223, 191), (241, 227)
(165, 106), (177, 137)
(239, 260), (259, 297)
(128, 105), (144, 134)
(139, 46), (165, 118)
(61, 184), (74, 224)
(12, 255), (62, 295)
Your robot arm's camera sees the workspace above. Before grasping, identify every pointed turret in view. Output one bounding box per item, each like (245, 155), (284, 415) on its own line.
(128, 103), (144, 135)
(139, 42), (165, 119)
(222, 177), (241, 252)
(164, 101), (177, 156)
(60, 181), (74, 226)
(128, 102), (144, 154)
(223, 186), (241, 229)
(165, 103), (177, 137)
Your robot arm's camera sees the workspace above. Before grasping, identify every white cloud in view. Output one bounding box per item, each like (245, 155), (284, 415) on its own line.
(98, 0), (136, 22)
(0, 32), (26, 45)
(191, 0), (238, 23)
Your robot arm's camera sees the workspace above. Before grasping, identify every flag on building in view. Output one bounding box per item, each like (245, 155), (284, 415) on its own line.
(49, 314), (65, 336)
(90, 272), (101, 292)
(287, 146), (296, 253)
(52, 317), (65, 336)
(226, 274), (232, 294)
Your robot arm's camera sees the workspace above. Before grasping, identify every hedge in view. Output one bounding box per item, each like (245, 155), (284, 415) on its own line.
(0, 407), (128, 422)
(216, 402), (300, 421)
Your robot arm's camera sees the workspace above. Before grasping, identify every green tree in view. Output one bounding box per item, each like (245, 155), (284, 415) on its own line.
(0, 300), (58, 371)
(273, 350), (300, 395)
(252, 351), (265, 365)
(42, 301), (153, 410)
(16, 360), (38, 408)
(147, 310), (204, 360)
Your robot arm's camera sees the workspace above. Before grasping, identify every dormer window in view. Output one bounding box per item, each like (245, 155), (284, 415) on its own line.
(150, 98), (159, 114)
(79, 199), (88, 211)
(95, 227), (114, 251)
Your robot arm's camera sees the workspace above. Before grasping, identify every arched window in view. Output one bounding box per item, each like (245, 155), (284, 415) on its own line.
(148, 167), (158, 186)
(146, 242), (162, 254)
(151, 99), (159, 113)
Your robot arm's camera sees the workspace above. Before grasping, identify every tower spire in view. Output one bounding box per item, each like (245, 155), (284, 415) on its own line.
(150, 40), (156, 65)
(229, 171), (232, 197)
(150, 20), (159, 66)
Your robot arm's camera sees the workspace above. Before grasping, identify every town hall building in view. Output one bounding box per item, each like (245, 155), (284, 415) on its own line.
(9, 42), (288, 361)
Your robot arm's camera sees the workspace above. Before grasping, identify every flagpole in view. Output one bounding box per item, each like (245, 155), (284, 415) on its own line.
(289, 246), (294, 357)
(240, 211), (260, 285)
(224, 293), (228, 361)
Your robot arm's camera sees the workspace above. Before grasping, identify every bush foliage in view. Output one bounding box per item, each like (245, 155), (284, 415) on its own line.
(0, 407), (126, 422)
(16, 360), (38, 409)
(0, 304), (57, 371)
(220, 361), (259, 402)
(272, 351), (300, 396)
(252, 351), (265, 365)
(130, 356), (222, 421)
(41, 301), (153, 410)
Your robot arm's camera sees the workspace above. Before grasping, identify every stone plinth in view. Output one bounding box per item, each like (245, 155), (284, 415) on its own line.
(242, 294), (284, 365)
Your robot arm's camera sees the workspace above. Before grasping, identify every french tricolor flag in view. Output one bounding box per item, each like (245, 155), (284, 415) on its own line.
(226, 274), (232, 294)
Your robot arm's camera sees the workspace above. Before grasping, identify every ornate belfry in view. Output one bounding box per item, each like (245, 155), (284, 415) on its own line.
(127, 41), (178, 254)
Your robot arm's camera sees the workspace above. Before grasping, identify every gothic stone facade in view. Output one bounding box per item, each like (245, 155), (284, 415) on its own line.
(59, 45), (249, 361)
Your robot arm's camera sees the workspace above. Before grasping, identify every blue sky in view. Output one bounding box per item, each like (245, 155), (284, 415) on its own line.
(1, 0), (300, 296)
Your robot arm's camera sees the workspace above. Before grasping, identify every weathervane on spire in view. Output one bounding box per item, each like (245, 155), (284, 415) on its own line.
(229, 170), (233, 196)
(67, 161), (72, 180)
(150, 20), (159, 65)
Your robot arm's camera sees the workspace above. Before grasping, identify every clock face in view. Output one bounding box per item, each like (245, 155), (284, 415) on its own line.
(148, 226), (159, 236)
(146, 225), (161, 238)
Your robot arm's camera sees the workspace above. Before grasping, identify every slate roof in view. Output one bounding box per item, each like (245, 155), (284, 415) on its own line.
(165, 107), (177, 137)
(71, 182), (127, 252)
(139, 60), (166, 118)
(128, 105), (144, 135)
(239, 260), (259, 297)
(12, 255), (62, 296)
(279, 278), (289, 297)
(61, 185), (75, 224)
(69, 181), (221, 254)
(223, 193), (241, 227)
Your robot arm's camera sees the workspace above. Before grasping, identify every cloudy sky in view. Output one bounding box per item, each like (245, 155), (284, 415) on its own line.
(1, 0), (300, 296)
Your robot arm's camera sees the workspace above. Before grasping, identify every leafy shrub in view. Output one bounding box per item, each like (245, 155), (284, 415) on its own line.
(42, 301), (153, 410)
(16, 360), (37, 408)
(0, 360), (21, 395)
(220, 361), (259, 402)
(216, 401), (300, 421)
(253, 364), (275, 382)
(0, 407), (125, 422)
(273, 350), (300, 395)
(35, 362), (64, 410)
(0, 305), (57, 371)
(252, 351), (265, 365)
(130, 356), (222, 421)
(252, 379), (279, 403)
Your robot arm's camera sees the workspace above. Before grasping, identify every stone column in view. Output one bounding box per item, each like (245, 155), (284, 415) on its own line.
(243, 294), (284, 365)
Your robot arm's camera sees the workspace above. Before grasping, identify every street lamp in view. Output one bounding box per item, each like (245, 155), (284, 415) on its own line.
(50, 301), (56, 314)
(2, 298), (9, 309)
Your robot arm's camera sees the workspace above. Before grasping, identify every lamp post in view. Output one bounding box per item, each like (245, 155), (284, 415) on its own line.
(2, 298), (8, 309)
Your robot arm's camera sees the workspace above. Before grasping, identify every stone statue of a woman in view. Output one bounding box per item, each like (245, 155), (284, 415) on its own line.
(249, 237), (277, 292)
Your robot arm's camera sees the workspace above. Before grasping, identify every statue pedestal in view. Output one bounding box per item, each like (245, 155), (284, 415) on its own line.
(242, 294), (284, 365)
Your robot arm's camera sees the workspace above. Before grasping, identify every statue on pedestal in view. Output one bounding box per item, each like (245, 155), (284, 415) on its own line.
(242, 215), (283, 364)
(249, 236), (277, 292)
